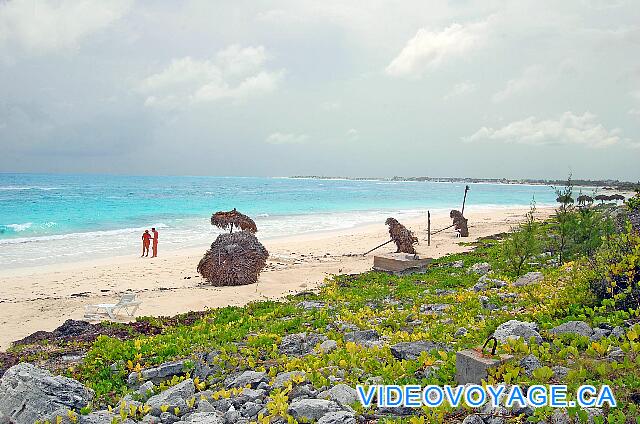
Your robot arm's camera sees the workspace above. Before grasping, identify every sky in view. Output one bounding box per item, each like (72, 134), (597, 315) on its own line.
(0, 0), (639, 180)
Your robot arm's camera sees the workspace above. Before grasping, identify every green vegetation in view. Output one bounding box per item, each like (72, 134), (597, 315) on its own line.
(8, 194), (640, 423)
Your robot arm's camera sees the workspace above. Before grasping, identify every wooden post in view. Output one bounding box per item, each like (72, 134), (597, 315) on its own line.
(461, 185), (470, 215)
(427, 211), (431, 246)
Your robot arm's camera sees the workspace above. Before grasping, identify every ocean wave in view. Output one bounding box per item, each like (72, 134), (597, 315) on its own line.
(0, 222), (169, 245)
(6, 222), (33, 232)
(0, 186), (62, 191)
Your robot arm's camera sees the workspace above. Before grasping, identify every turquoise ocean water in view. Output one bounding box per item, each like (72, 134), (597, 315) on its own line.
(0, 174), (564, 269)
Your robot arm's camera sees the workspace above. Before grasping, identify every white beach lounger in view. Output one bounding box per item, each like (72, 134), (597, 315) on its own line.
(84, 293), (141, 320)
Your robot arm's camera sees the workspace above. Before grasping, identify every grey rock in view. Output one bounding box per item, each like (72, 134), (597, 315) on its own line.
(318, 384), (358, 405)
(159, 412), (180, 424)
(317, 411), (357, 424)
(607, 347), (625, 362)
(182, 412), (225, 424)
(468, 262), (491, 275)
(240, 401), (262, 418)
(482, 404), (509, 424)
(318, 340), (338, 353)
(223, 408), (241, 423)
(611, 326), (625, 338)
(473, 282), (488, 292)
(462, 415), (484, 424)
(479, 275), (508, 288)
(140, 415), (161, 424)
(552, 366), (570, 380)
(420, 303), (450, 315)
(279, 332), (327, 356)
(390, 341), (449, 360)
(590, 328), (610, 341)
(79, 411), (122, 424)
(493, 320), (543, 344)
(234, 388), (266, 404)
(0, 363), (94, 424)
(451, 260), (464, 268)
(289, 384), (318, 400)
(549, 321), (594, 338)
(272, 371), (307, 389)
(287, 399), (341, 421)
(196, 398), (216, 413)
(344, 329), (380, 347)
(128, 360), (189, 387)
(550, 410), (570, 424)
(454, 327), (468, 338)
(298, 300), (326, 310)
(226, 371), (268, 389)
(210, 398), (231, 413)
(137, 381), (155, 397)
(377, 406), (415, 416)
(513, 272), (544, 287)
(146, 379), (195, 415)
(519, 354), (542, 377)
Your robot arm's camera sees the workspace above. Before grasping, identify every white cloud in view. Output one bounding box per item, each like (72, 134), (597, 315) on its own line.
(463, 111), (630, 149)
(385, 20), (490, 78)
(492, 65), (551, 103)
(139, 45), (283, 109)
(629, 108), (640, 117)
(321, 100), (342, 111)
(216, 45), (267, 76)
(0, 0), (131, 55)
(346, 128), (359, 141)
(265, 132), (308, 145)
(443, 81), (476, 100)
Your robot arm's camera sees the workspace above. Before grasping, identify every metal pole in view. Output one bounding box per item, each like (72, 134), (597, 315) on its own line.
(461, 185), (470, 215)
(363, 239), (394, 256)
(427, 211), (431, 246)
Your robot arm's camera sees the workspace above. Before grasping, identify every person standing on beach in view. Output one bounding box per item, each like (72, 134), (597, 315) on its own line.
(151, 227), (159, 257)
(141, 230), (151, 257)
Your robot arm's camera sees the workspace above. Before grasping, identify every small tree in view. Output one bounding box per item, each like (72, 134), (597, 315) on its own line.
(502, 200), (541, 276)
(550, 177), (575, 263)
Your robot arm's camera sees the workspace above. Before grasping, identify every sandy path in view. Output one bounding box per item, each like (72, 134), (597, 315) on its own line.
(0, 206), (553, 351)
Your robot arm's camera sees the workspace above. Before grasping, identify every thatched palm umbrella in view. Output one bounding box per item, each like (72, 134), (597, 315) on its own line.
(385, 218), (418, 254)
(197, 231), (269, 286)
(450, 210), (469, 237)
(611, 194), (626, 203)
(556, 194), (574, 204)
(595, 194), (611, 204)
(576, 195), (594, 207)
(211, 208), (258, 233)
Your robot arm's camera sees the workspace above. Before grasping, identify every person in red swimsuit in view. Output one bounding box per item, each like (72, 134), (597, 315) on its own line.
(141, 230), (151, 257)
(151, 227), (159, 258)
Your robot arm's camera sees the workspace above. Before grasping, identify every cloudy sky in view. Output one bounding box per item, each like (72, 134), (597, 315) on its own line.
(0, 0), (639, 180)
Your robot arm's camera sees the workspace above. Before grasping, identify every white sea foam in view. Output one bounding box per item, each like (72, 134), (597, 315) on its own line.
(0, 222), (169, 245)
(6, 222), (33, 232)
(0, 186), (62, 191)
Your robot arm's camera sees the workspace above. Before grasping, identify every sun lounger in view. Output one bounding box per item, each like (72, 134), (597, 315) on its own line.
(84, 293), (141, 320)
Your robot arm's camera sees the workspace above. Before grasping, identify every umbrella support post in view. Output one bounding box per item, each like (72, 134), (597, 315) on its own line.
(427, 211), (431, 246)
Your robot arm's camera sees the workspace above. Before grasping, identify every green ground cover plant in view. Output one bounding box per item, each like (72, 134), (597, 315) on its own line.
(7, 196), (640, 423)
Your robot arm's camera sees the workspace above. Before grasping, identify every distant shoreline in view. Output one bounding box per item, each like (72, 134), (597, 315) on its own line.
(290, 175), (639, 191)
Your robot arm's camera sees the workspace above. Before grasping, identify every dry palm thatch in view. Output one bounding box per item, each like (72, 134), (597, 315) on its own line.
(611, 194), (626, 202)
(211, 208), (258, 233)
(556, 194), (574, 204)
(576, 194), (594, 206)
(450, 210), (469, 237)
(197, 231), (268, 286)
(595, 194), (611, 204)
(385, 217), (418, 254)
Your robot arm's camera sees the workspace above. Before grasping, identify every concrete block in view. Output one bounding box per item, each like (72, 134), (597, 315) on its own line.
(455, 348), (513, 385)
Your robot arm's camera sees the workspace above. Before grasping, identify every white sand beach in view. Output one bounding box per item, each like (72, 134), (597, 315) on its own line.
(0, 206), (553, 351)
